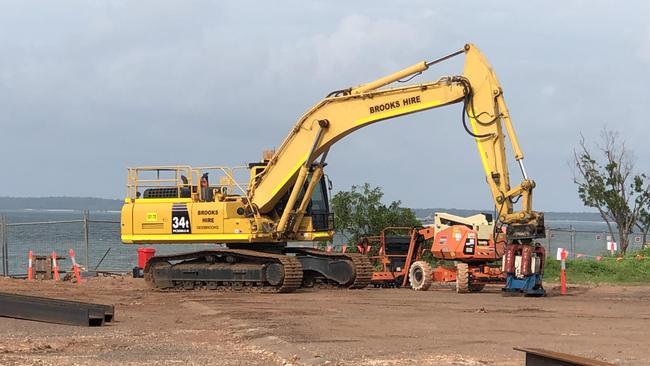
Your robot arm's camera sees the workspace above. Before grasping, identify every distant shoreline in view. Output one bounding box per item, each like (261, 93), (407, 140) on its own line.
(0, 197), (122, 211)
(411, 207), (603, 223)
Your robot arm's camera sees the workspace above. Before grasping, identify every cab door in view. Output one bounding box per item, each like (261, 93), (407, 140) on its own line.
(308, 176), (332, 231)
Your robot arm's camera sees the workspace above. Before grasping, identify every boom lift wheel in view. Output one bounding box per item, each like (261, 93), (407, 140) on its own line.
(469, 283), (485, 292)
(456, 263), (469, 293)
(456, 263), (486, 293)
(409, 261), (432, 291)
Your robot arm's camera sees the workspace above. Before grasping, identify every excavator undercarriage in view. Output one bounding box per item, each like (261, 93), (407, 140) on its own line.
(144, 247), (372, 293)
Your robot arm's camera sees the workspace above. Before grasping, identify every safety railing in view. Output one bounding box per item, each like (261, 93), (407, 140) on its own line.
(126, 166), (194, 199)
(126, 165), (251, 202)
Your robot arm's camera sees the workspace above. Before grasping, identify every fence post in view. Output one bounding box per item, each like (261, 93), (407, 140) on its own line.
(4, 215), (8, 276)
(1, 215), (5, 276)
(3, 215), (8, 277)
(83, 210), (90, 269)
(2, 215), (8, 277)
(570, 225), (576, 259)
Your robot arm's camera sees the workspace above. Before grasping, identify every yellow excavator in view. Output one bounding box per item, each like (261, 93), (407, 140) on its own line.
(121, 43), (546, 294)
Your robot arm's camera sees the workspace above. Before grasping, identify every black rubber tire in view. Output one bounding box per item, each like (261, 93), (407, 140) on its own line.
(456, 263), (469, 293)
(409, 261), (433, 291)
(469, 283), (485, 292)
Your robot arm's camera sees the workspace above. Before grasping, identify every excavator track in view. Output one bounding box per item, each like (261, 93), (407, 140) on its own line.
(348, 254), (373, 289)
(285, 248), (373, 289)
(143, 248), (372, 293)
(144, 249), (303, 293)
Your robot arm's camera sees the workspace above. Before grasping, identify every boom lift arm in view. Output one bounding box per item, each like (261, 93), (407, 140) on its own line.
(250, 44), (544, 240)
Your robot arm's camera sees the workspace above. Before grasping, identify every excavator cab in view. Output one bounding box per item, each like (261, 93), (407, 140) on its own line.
(305, 175), (332, 231)
(270, 172), (334, 233)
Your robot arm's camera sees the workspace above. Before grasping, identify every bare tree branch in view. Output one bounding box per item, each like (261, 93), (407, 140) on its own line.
(573, 127), (650, 253)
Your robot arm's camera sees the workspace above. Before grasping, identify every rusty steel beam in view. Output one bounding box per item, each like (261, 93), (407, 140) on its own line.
(0, 292), (114, 326)
(514, 348), (617, 366)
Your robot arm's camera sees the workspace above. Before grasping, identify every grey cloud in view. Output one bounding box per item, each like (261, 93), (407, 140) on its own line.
(0, 1), (649, 212)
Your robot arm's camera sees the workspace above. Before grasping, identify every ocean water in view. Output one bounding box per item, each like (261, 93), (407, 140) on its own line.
(0, 209), (645, 276)
(0, 209), (221, 275)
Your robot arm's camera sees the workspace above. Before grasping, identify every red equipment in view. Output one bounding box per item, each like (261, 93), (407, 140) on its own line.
(357, 227), (421, 287)
(137, 247), (156, 269)
(360, 221), (507, 292)
(27, 250), (34, 281)
(69, 248), (82, 284)
(51, 251), (60, 281)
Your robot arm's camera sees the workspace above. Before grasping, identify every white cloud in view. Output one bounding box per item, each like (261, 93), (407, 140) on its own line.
(0, 0), (649, 211)
(264, 14), (433, 88)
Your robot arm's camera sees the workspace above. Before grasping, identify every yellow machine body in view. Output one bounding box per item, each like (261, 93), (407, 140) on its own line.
(121, 166), (333, 244)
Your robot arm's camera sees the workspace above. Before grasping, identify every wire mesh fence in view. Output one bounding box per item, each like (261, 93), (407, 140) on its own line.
(541, 227), (647, 259)
(0, 212), (116, 276)
(0, 210), (648, 277)
(6, 219), (86, 276)
(0, 211), (223, 276)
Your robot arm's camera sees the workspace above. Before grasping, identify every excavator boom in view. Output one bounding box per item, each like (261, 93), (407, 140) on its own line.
(251, 44), (542, 239)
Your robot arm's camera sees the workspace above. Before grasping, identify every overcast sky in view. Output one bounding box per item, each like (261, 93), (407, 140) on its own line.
(1, 1), (649, 212)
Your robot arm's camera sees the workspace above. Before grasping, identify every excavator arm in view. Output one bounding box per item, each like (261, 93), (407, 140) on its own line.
(250, 44), (543, 240)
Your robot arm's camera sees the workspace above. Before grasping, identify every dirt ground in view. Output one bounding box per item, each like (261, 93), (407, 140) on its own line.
(0, 276), (648, 366)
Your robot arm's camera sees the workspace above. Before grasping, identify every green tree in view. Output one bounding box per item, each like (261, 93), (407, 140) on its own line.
(331, 183), (420, 244)
(574, 129), (650, 254)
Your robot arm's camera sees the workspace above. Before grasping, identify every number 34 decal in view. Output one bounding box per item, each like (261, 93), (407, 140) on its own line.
(171, 203), (191, 234)
(172, 216), (189, 229)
